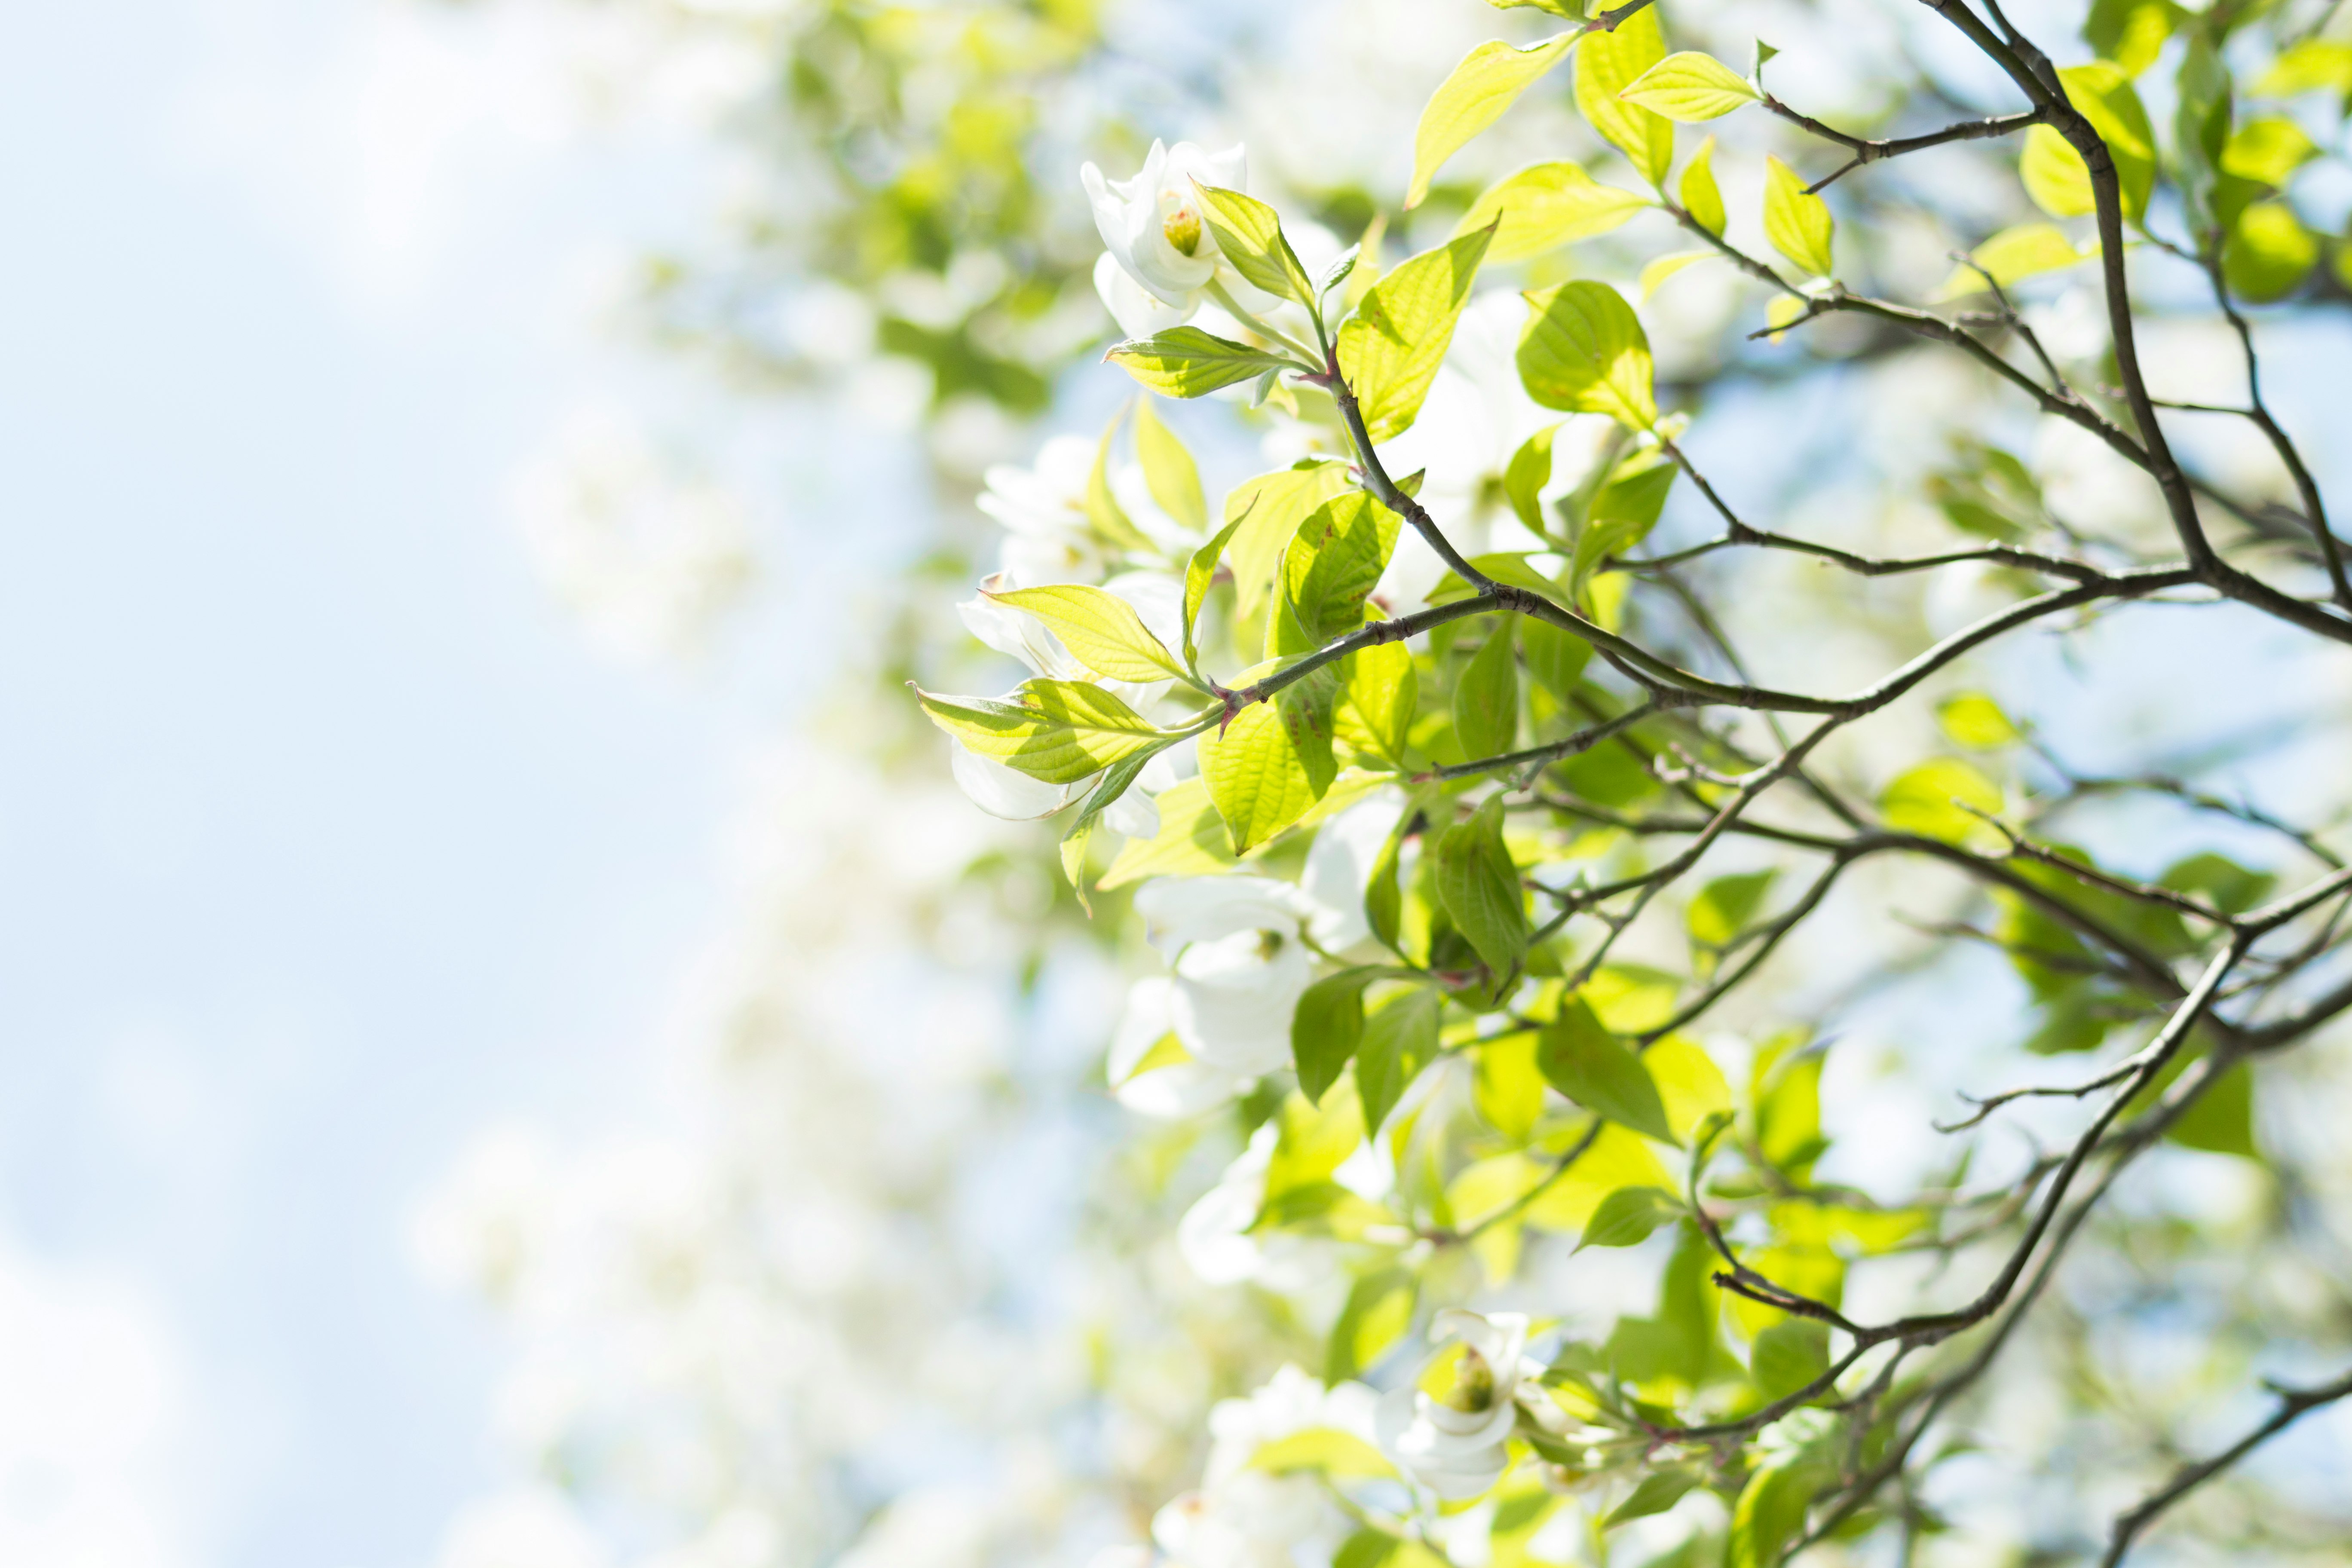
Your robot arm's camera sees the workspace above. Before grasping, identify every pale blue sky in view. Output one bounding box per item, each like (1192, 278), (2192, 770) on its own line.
(0, 3), (800, 1561)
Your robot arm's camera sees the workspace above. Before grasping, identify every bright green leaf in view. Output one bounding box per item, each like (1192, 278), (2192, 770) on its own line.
(986, 583), (1191, 684)
(1193, 182), (1316, 306)
(1618, 51), (1761, 121)
(1201, 669), (1339, 851)
(1606, 1465), (1703, 1527)
(1097, 777), (1237, 889)
(1933, 222), (2097, 300)
(914, 680), (1167, 784)
(1750, 1319), (1830, 1402)
(1517, 280), (1659, 429)
(2018, 64), (2156, 223)
(2221, 116), (2319, 188)
(1224, 462), (1358, 621)
(1503, 423), (1560, 536)
(1294, 968), (1381, 1104)
(1407, 33), (1580, 208)
(1279, 492), (1403, 652)
(1475, 1030), (1548, 1143)
(1937, 691), (2022, 750)
(1337, 638), (1418, 768)
(1338, 227), (1496, 442)
(2225, 199), (2319, 301)
(1132, 397), (1206, 532)
(1107, 327), (1299, 397)
(1762, 155), (1834, 277)
(1575, 6), (1674, 188)
(1453, 162), (1651, 263)
(2254, 39), (2352, 100)
(1183, 512), (1248, 668)
(1327, 1268), (1419, 1384)
(1358, 984), (1440, 1134)
(1879, 756), (2005, 847)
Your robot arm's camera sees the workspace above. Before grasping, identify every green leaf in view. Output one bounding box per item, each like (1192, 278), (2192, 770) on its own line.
(1618, 51), (1761, 120)
(1338, 227), (1495, 443)
(1452, 617), (1521, 762)
(1097, 777), (1237, 888)
(1936, 691), (2021, 750)
(1183, 512), (1249, 668)
(1453, 162), (1650, 263)
(1132, 397), (1206, 532)
(2221, 115), (2319, 188)
(2018, 63), (2156, 222)
(1605, 1465), (1703, 1527)
(1358, 985), (1440, 1134)
(1680, 133), (1726, 236)
(1754, 1047), (1825, 1173)
(1522, 614), (1592, 701)
(1761, 155), (1833, 277)
(1336, 637), (1418, 768)
(1687, 869), (1776, 946)
(1932, 222), (2097, 300)
(1278, 492), (1404, 653)
(2255, 39), (2352, 101)
(986, 583), (1191, 684)
(2175, 32), (2233, 235)
(2085, 0), (2182, 77)
(1200, 668), (1339, 851)
(1517, 281), (1658, 429)
(1224, 462), (1357, 621)
(1192, 181), (1316, 306)
(1729, 1446), (1831, 1568)
(1060, 740), (1172, 906)
(1501, 423), (1560, 536)
(1539, 998), (1677, 1144)
(1086, 405), (1153, 553)
(1572, 455), (1675, 596)
(1574, 5), (1674, 188)
(1408, 33), (1579, 208)
(1646, 1035), (1731, 1142)
(1254, 1427), (1400, 1482)
(1475, 1031), (1548, 1143)
(1879, 756), (2005, 847)
(1107, 327), (1298, 397)
(1436, 796), (1530, 974)
(1576, 1185), (1682, 1251)
(1749, 1319), (1830, 1402)
(2160, 851), (2275, 916)
(915, 680), (1168, 783)
(1294, 968), (1380, 1103)
(1327, 1268), (1419, 1384)
(2225, 200), (2319, 301)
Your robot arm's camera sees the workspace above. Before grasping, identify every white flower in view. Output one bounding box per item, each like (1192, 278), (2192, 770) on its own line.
(1109, 977), (1250, 1120)
(1084, 140), (1248, 309)
(1134, 877), (1319, 1077)
(1376, 1309), (1540, 1501)
(1153, 1367), (1372, 1568)
(1299, 790), (1407, 955)
(1097, 251), (1195, 340)
(1176, 1123), (1336, 1290)
(976, 435), (1103, 585)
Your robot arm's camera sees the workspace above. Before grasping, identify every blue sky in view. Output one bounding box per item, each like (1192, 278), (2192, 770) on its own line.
(0, 3), (782, 1560)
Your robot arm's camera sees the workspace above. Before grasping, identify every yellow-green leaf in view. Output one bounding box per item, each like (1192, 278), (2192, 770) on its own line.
(986, 583), (1191, 684)
(1336, 638), (1418, 768)
(1517, 280), (1659, 429)
(1575, 1185), (1681, 1250)
(1338, 227), (1496, 442)
(1453, 162), (1651, 263)
(1936, 691), (2021, 750)
(1879, 756), (2005, 848)
(1687, 869), (1776, 946)
(1201, 669), (1339, 851)
(1539, 997), (1677, 1144)
(1182, 511), (1247, 667)
(1645, 1034), (1731, 1143)
(2254, 38), (2352, 100)
(2221, 116), (2320, 188)
(1618, 51), (1761, 121)
(1097, 777), (1237, 888)
(1762, 154), (1834, 277)
(1278, 491), (1404, 652)
(1194, 181), (1316, 306)
(1107, 327), (1299, 397)
(1407, 33), (1579, 208)
(1574, 5), (1674, 188)
(915, 680), (1168, 784)
(1932, 221), (2097, 300)
(2018, 63), (2156, 222)
(1132, 397), (1206, 532)
(1224, 462), (1358, 622)
(1680, 133), (1726, 236)
(1639, 249), (1714, 300)
(2225, 199), (2320, 301)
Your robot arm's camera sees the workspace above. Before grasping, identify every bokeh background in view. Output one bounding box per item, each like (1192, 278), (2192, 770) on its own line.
(8, 1), (2352, 1565)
